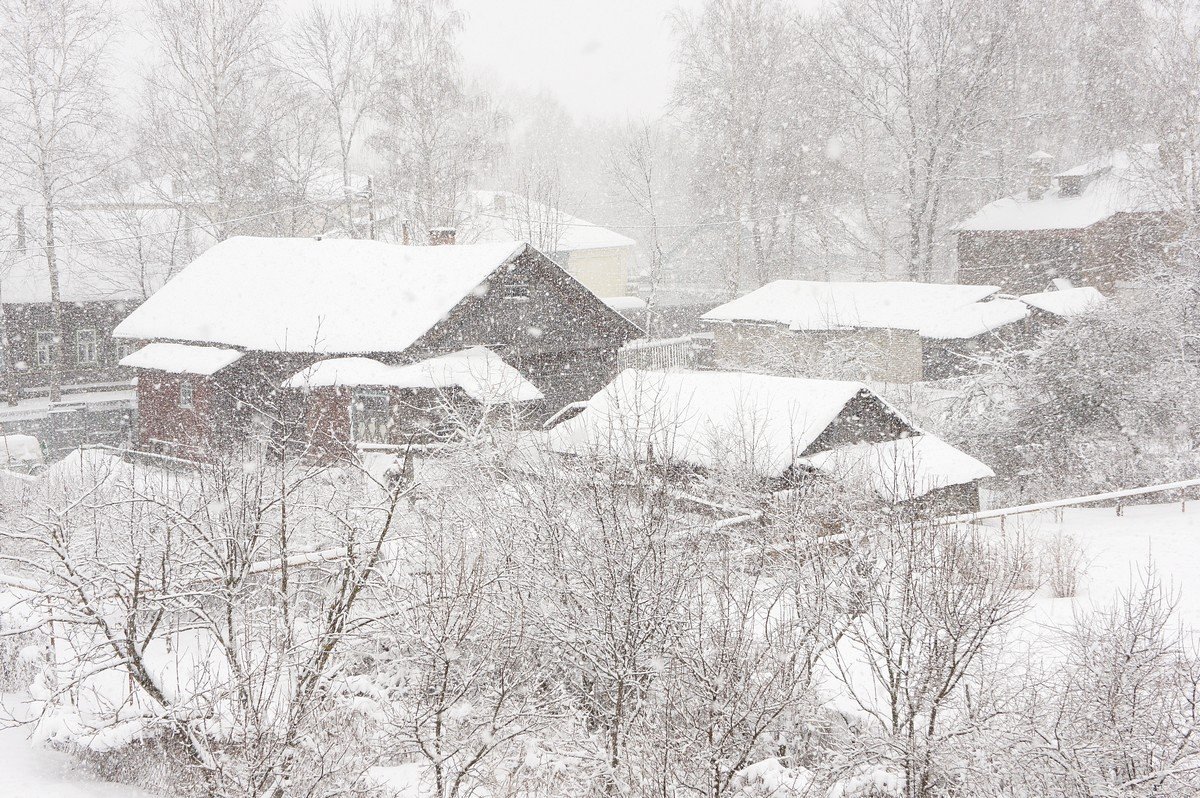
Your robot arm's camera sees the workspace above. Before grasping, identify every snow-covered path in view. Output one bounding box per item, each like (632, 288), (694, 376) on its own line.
(0, 700), (156, 798)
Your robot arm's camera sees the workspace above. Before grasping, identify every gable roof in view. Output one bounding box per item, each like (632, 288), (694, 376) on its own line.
(283, 347), (544, 404)
(547, 368), (914, 477)
(701, 280), (1004, 336)
(800, 435), (993, 503)
(120, 342), (244, 376)
(113, 237), (527, 354)
(1020, 286), (1106, 317)
(457, 190), (636, 252)
(953, 150), (1162, 232)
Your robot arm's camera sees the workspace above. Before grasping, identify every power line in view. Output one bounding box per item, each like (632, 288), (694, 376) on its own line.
(0, 197), (339, 258)
(372, 186), (830, 232)
(0, 185), (840, 260)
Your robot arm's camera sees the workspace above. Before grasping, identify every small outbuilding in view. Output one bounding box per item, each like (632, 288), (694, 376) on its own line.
(283, 346), (544, 449)
(548, 368), (992, 513)
(701, 280), (1033, 383)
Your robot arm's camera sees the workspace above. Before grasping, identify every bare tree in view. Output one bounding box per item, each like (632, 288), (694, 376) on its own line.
(816, 0), (1028, 281)
(1030, 567), (1200, 797)
(284, 1), (384, 236)
(831, 519), (1029, 798)
(5, 448), (410, 797)
(609, 123), (669, 336)
(0, 0), (114, 402)
(140, 0), (283, 240)
(673, 0), (822, 294)
(373, 0), (505, 239)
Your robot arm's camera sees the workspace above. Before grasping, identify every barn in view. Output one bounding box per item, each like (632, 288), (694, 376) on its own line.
(547, 369), (993, 513)
(113, 237), (641, 456)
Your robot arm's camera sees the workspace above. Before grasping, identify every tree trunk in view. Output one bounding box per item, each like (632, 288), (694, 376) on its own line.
(42, 198), (63, 403)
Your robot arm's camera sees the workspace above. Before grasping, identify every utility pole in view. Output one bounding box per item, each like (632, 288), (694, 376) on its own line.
(366, 175), (376, 241)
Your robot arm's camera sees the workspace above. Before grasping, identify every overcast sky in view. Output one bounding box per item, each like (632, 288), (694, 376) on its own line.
(457, 0), (700, 121)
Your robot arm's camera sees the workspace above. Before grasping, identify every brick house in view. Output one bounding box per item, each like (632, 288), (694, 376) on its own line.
(954, 150), (1176, 293)
(700, 280), (1038, 383)
(112, 236), (641, 455)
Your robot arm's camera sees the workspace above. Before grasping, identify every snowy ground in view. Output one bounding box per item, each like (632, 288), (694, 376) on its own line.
(1, 501), (1196, 796)
(0, 697), (155, 797)
(997, 500), (1200, 632)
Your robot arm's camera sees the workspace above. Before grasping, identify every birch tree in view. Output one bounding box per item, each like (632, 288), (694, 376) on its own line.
(140, 0), (283, 239)
(284, 1), (384, 236)
(0, 0), (114, 401)
(373, 0), (504, 239)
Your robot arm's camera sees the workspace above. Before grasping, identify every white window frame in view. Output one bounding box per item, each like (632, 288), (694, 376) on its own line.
(114, 341), (134, 364)
(75, 329), (98, 365)
(35, 331), (55, 367)
(180, 380), (194, 409)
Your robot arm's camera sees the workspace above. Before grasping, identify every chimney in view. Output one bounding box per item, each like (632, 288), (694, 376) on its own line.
(429, 227), (456, 246)
(1027, 150), (1054, 201)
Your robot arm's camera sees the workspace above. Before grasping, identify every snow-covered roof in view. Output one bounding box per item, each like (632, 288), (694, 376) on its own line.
(282, 346), (543, 404)
(954, 150), (1161, 232)
(113, 237), (526, 353)
(120, 342), (244, 375)
(800, 435), (994, 503)
(702, 280), (1003, 336)
(920, 298), (1030, 340)
(457, 190), (636, 252)
(548, 369), (909, 476)
(1020, 286), (1106, 317)
(603, 296), (648, 313)
(0, 205), (211, 304)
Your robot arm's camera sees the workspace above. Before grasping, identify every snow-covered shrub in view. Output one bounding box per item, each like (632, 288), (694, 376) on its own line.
(7, 447), (409, 798)
(1043, 531), (1086, 597)
(956, 270), (1200, 502)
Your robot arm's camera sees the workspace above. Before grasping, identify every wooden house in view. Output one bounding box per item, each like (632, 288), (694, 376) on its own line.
(112, 237), (641, 455)
(954, 150), (1176, 293)
(0, 201), (203, 401)
(547, 369), (993, 514)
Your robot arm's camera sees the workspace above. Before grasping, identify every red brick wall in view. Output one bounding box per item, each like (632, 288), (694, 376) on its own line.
(135, 372), (216, 454)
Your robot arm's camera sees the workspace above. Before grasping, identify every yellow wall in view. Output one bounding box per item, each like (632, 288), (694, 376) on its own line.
(566, 246), (632, 298)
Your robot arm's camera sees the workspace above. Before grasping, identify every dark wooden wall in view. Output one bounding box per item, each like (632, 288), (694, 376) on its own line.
(956, 211), (1176, 293)
(802, 391), (918, 456)
(2, 300), (137, 395)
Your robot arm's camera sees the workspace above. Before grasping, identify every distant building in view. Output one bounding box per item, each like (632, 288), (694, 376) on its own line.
(0, 200), (209, 400)
(548, 368), (993, 513)
(113, 237), (640, 456)
(954, 150), (1175, 293)
(456, 191), (637, 299)
(701, 280), (1042, 383)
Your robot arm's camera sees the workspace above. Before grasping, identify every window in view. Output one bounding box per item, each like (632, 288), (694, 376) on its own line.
(76, 329), (97, 365)
(352, 391), (392, 443)
(503, 282), (531, 301)
(114, 341), (134, 364)
(180, 381), (194, 409)
(35, 331), (55, 367)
